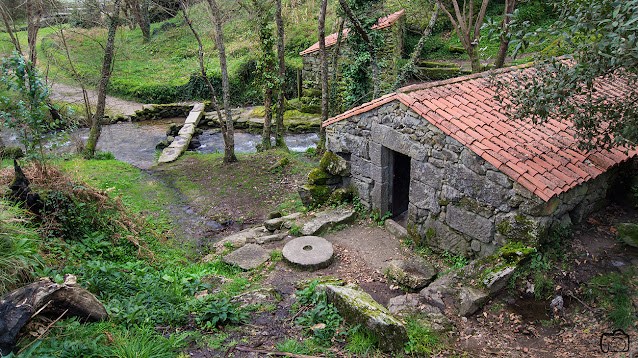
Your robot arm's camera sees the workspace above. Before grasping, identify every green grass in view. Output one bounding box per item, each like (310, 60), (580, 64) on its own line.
(585, 272), (637, 329)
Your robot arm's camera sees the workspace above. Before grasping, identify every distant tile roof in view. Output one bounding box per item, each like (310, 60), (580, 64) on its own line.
(299, 9), (405, 56)
(324, 64), (638, 202)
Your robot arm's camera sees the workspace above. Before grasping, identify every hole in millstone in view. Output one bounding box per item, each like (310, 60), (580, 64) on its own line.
(303, 245), (313, 251)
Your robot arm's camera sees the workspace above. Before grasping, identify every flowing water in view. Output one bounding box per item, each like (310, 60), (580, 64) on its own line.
(2, 118), (319, 169)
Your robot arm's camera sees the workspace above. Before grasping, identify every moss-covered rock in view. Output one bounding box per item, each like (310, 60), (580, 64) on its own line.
(619, 223), (638, 248)
(319, 151), (350, 176)
(319, 283), (408, 352)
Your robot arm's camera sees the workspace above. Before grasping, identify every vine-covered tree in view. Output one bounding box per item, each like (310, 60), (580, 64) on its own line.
(496, 0), (638, 150)
(84, 0), (123, 158)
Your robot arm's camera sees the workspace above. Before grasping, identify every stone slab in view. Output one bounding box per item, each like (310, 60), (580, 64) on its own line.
(158, 103), (204, 163)
(222, 243), (270, 270)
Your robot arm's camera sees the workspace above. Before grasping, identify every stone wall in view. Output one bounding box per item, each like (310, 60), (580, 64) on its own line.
(326, 101), (631, 258)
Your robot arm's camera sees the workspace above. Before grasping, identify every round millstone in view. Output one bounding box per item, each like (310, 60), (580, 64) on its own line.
(282, 236), (334, 270)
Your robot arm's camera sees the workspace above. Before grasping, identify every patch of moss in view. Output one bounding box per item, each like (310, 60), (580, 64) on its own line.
(307, 185), (331, 206)
(328, 188), (354, 205)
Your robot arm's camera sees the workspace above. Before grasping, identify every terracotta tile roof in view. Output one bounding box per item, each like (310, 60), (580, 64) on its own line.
(324, 64), (638, 202)
(299, 9), (405, 56)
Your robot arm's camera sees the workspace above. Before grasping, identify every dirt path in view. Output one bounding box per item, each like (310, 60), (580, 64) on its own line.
(48, 82), (145, 117)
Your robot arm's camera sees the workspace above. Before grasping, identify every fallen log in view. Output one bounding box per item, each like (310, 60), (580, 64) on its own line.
(0, 274), (108, 355)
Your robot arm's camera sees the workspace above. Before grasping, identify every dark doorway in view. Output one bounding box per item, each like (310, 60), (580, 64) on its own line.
(391, 151), (411, 217)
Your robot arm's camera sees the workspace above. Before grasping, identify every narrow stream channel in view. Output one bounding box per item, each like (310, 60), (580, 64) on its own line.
(2, 118), (319, 169)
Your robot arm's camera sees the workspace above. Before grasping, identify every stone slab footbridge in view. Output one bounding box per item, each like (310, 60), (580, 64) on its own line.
(158, 103), (205, 163)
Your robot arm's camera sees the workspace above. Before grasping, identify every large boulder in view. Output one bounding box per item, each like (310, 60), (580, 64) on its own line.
(319, 284), (407, 352)
(300, 209), (356, 236)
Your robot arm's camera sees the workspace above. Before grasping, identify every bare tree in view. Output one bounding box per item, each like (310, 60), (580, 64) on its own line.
(494, 0), (518, 68)
(317, 0), (328, 151)
(394, 1), (439, 89)
(329, 17), (345, 116)
(84, 0), (123, 158)
(124, 0), (151, 42)
(273, 0), (287, 149)
(205, 0), (236, 162)
(26, 0), (44, 65)
(438, 0), (490, 73)
(337, 0), (378, 97)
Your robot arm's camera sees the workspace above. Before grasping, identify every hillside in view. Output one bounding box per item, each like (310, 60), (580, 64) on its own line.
(0, 0), (553, 107)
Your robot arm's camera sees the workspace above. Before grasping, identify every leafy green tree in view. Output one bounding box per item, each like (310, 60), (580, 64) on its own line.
(497, 0), (638, 150)
(0, 54), (58, 162)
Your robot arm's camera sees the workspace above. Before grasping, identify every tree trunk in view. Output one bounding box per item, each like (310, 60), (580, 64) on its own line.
(274, 0), (287, 149)
(494, 0), (517, 68)
(140, 0), (150, 42)
(27, 0), (42, 65)
(181, 0), (232, 162)
(262, 85), (272, 150)
(84, 0), (122, 158)
(329, 17), (345, 116)
(438, 0), (490, 73)
(206, 0), (236, 162)
(317, 0), (328, 152)
(394, 2), (439, 89)
(0, 5), (23, 56)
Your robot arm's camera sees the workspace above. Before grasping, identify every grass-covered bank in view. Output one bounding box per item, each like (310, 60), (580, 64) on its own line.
(0, 149), (316, 357)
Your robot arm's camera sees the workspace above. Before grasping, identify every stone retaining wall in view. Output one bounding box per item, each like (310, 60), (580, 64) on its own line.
(326, 101), (633, 257)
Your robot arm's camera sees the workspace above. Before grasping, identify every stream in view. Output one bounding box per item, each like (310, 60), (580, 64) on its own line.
(3, 118), (319, 169)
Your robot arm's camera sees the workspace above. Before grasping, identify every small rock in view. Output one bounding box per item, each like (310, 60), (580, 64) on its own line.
(483, 266), (516, 295)
(550, 295), (563, 312)
(385, 219), (408, 240)
(254, 233), (286, 244)
(266, 211), (282, 220)
(319, 283), (407, 352)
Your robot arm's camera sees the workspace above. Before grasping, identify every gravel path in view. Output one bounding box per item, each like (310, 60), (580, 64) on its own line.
(48, 82), (145, 117)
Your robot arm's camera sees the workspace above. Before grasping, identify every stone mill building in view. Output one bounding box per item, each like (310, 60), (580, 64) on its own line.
(300, 9), (405, 92)
(323, 65), (638, 257)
